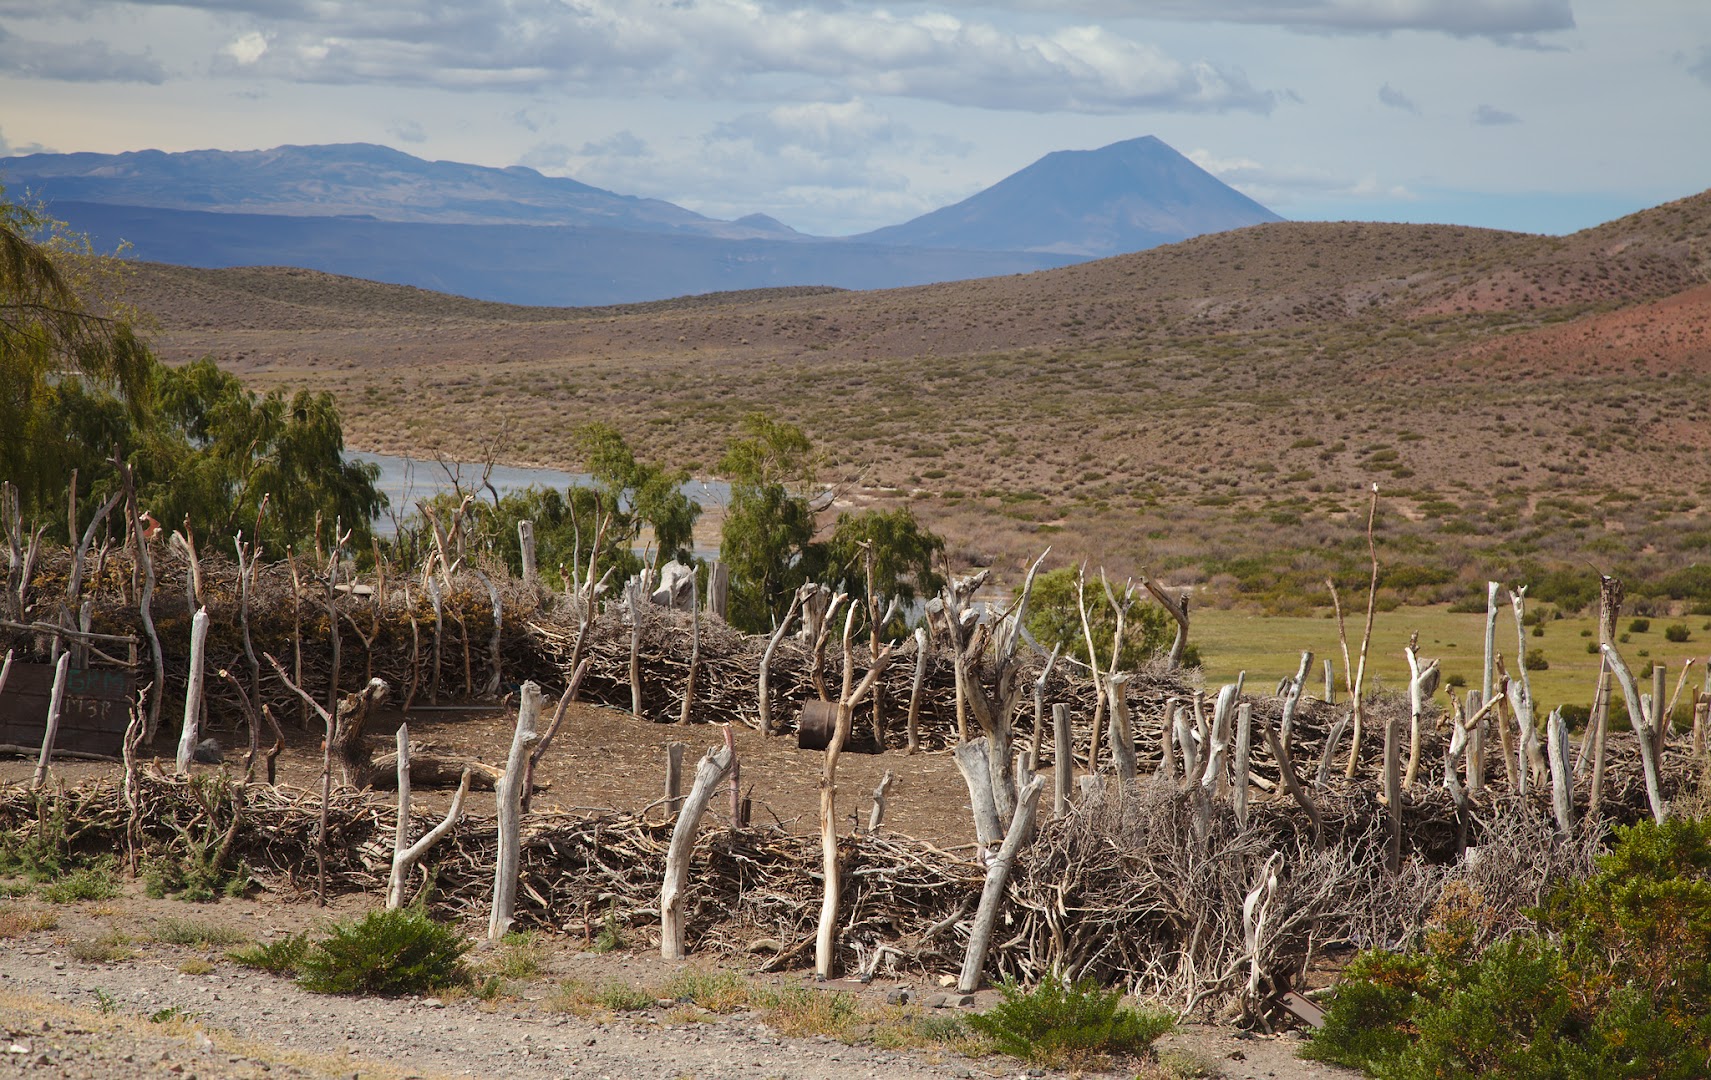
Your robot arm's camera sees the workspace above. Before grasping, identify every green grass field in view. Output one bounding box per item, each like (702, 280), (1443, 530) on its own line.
(1194, 605), (1711, 715)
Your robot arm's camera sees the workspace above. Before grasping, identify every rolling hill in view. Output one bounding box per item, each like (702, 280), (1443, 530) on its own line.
(121, 186), (1711, 611)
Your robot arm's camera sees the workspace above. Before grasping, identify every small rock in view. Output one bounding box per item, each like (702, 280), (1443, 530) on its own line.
(884, 989), (914, 1006)
(193, 1032), (215, 1053)
(421, 998), (444, 1009)
(31, 1054), (49, 1067)
(192, 738), (224, 764)
(6, 1042), (28, 1055)
(954, 994), (976, 1007)
(937, 974), (957, 987)
(926, 994), (949, 1009)
(745, 938), (783, 954)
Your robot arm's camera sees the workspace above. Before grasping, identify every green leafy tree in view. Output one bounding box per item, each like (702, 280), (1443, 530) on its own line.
(574, 422), (699, 568)
(718, 414), (816, 632)
(820, 507), (945, 631)
(1022, 567), (1172, 669)
(0, 188), (151, 526)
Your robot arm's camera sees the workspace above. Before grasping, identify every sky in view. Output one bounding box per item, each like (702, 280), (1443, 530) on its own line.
(1, 1), (1708, 237)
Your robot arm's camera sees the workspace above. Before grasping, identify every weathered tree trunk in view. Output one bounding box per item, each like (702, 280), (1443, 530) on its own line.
(1232, 702), (1254, 827)
(517, 520), (539, 597)
(624, 577), (646, 718)
(867, 770), (893, 833)
(706, 560), (729, 622)
(659, 744), (733, 960)
(664, 741), (686, 816)
(1403, 635), (1440, 789)
(387, 723), (470, 909)
(427, 577), (444, 706)
(957, 774), (1047, 993)
(491, 682), (543, 941)
(1546, 707), (1573, 838)
(1279, 651), (1311, 758)
(906, 626), (928, 754)
(1106, 672), (1137, 783)
(678, 575), (700, 725)
(1383, 708), (1402, 874)
(953, 739), (1003, 848)
(175, 607), (209, 775)
(1053, 702), (1073, 818)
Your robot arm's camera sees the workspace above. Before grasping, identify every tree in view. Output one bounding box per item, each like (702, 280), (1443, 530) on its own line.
(0, 188), (151, 525)
(820, 507), (945, 630)
(719, 414), (817, 633)
(0, 188), (383, 552)
(1022, 566), (1173, 669)
(573, 422), (699, 568)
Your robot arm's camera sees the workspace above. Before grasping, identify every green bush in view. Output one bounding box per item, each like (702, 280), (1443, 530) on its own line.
(1523, 648), (1549, 671)
(1665, 623), (1691, 643)
(294, 908), (471, 996)
(969, 974), (1172, 1069)
(1629, 617), (1651, 634)
(228, 932), (311, 975)
(1306, 818), (1711, 1079)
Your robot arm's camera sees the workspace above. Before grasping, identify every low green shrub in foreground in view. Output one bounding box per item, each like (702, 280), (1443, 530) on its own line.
(231, 908), (470, 996)
(1306, 817), (1711, 1079)
(969, 974), (1173, 1069)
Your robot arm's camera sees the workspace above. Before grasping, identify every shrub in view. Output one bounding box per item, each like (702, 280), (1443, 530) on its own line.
(229, 933), (310, 975)
(1665, 623), (1691, 643)
(1630, 617), (1651, 633)
(969, 975), (1172, 1070)
(295, 908), (471, 996)
(40, 860), (120, 902)
(1307, 818), (1711, 1079)
(1523, 648), (1549, 671)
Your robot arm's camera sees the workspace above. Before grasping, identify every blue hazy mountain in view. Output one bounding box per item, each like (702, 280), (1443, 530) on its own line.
(854, 136), (1282, 256)
(0, 138), (1279, 305)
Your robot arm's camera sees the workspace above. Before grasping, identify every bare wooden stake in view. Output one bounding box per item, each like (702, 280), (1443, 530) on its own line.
(1279, 651), (1312, 758)
(1602, 642), (1667, 823)
(517, 519), (539, 596)
(1402, 633), (1440, 789)
(659, 742), (733, 960)
(490, 681), (543, 940)
(678, 573), (701, 725)
(30, 652), (70, 791)
(1546, 707), (1573, 839)
(953, 738), (1003, 848)
(867, 770), (894, 833)
(1106, 672), (1137, 783)
(906, 625), (929, 753)
(387, 723), (470, 909)
(1053, 702), (1073, 818)
(758, 586), (808, 737)
(1232, 702), (1254, 827)
(175, 607), (210, 775)
(957, 774), (1047, 993)
(664, 741), (686, 816)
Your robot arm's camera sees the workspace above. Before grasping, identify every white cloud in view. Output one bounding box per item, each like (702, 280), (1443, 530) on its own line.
(711, 100), (903, 158)
(1187, 147), (1411, 208)
(0, 127), (54, 158)
(1688, 45), (1711, 87)
(1473, 103), (1521, 125)
(223, 31), (268, 66)
(883, 1), (1574, 42)
(387, 118), (426, 144)
(65, 0), (1275, 114)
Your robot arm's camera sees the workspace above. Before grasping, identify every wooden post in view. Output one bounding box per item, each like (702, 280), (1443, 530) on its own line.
(625, 577), (645, 719)
(119, 461), (164, 740)
(1074, 565), (1105, 770)
(30, 653), (70, 791)
(1279, 651), (1312, 757)
(659, 743), (733, 960)
(906, 625), (929, 753)
(706, 560), (729, 622)
(1403, 634), (1439, 789)
(953, 739), (1003, 848)
(1052, 703), (1073, 818)
(664, 741), (686, 816)
(814, 640), (894, 980)
(1508, 589), (1545, 791)
(957, 774), (1047, 993)
(387, 723), (470, 909)
(1322, 659), (1334, 705)
(1106, 673), (1137, 782)
(1383, 708), (1401, 874)
(427, 577), (444, 706)
(517, 520), (539, 596)
(1465, 689), (1486, 794)
(1480, 581), (1500, 795)
(1232, 702), (1254, 827)
(1028, 643), (1061, 772)
(1546, 707), (1573, 838)
(868, 770), (894, 833)
(490, 682), (543, 941)
(678, 574), (700, 725)
(176, 607), (209, 775)
(758, 586), (807, 736)
(474, 567), (502, 699)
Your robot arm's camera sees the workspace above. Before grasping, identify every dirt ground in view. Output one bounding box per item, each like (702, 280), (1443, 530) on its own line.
(0, 703), (1361, 1080)
(2, 700), (988, 846)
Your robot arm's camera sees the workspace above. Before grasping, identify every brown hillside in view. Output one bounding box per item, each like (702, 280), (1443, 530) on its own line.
(126, 190), (1711, 609)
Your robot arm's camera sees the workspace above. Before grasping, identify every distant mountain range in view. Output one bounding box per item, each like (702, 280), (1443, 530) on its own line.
(0, 137), (1281, 305)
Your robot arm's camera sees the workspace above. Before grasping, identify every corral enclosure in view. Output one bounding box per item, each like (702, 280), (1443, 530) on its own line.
(2, 519), (1704, 1022)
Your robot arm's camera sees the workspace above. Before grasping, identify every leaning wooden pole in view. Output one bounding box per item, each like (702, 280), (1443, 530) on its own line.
(659, 743), (734, 960)
(30, 652), (70, 791)
(490, 682), (543, 940)
(957, 774), (1047, 993)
